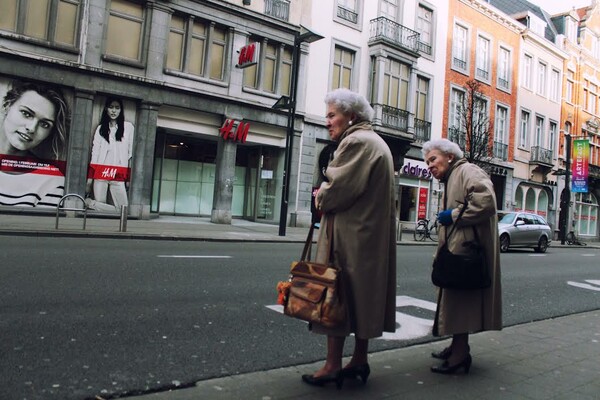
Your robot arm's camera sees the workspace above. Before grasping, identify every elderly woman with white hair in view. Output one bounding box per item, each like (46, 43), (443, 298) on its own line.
(422, 138), (502, 375)
(301, 88), (397, 389)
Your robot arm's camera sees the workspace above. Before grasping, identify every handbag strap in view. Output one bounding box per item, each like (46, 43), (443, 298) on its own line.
(444, 198), (468, 240)
(301, 217), (334, 262)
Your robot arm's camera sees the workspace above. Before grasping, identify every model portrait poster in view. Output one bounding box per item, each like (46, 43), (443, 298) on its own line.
(0, 76), (71, 208)
(85, 96), (136, 213)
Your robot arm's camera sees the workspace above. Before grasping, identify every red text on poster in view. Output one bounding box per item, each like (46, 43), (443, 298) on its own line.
(418, 188), (428, 220)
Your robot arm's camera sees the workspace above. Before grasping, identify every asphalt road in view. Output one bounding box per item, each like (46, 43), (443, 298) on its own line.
(0, 237), (598, 400)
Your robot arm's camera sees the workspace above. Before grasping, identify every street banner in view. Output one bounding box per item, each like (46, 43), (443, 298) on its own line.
(571, 139), (589, 193)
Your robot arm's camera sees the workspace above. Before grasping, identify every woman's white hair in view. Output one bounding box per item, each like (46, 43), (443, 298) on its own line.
(324, 88), (374, 122)
(421, 138), (464, 159)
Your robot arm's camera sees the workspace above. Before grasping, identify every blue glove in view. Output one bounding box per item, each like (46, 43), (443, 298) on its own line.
(438, 209), (453, 226)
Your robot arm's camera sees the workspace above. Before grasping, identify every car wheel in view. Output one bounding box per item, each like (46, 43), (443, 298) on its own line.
(535, 236), (548, 253)
(499, 234), (510, 252)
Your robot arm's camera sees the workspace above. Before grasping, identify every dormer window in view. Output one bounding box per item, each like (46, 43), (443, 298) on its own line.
(528, 13), (546, 37)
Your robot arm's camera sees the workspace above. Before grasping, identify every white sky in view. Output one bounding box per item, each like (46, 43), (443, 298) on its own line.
(527, 0), (593, 14)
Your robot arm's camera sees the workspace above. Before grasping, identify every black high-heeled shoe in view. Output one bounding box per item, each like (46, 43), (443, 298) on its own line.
(431, 345), (469, 360)
(430, 354), (472, 374)
(342, 363), (370, 384)
(301, 370), (344, 389)
(431, 346), (452, 360)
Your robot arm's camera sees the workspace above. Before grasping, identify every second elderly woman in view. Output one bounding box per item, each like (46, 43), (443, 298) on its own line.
(301, 88), (397, 389)
(423, 138), (502, 374)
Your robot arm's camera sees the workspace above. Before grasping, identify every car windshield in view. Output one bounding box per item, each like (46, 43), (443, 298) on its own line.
(498, 212), (517, 224)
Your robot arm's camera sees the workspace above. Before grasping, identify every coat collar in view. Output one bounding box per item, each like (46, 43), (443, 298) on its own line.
(441, 157), (467, 183)
(338, 120), (372, 142)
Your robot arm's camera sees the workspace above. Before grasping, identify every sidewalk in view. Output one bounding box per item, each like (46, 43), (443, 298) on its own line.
(124, 310), (599, 400)
(0, 212), (432, 245)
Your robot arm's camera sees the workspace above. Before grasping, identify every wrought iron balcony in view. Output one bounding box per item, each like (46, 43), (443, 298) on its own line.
(264, 0), (289, 21)
(476, 68), (489, 81)
(493, 141), (508, 161)
(452, 57), (467, 70)
(379, 104), (410, 131)
(448, 127), (466, 150)
(417, 41), (432, 56)
(414, 118), (431, 143)
(369, 17), (420, 55)
(530, 146), (553, 166)
(498, 77), (509, 90)
(337, 5), (358, 23)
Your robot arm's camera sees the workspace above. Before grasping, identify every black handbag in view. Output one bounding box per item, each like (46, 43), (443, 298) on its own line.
(431, 199), (491, 290)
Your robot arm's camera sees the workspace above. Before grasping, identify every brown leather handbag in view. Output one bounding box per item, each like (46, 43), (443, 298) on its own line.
(283, 218), (346, 328)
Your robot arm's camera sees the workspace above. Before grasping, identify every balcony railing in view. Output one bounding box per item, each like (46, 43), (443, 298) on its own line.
(530, 146), (553, 165)
(493, 141), (508, 161)
(417, 41), (432, 56)
(448, 127), (466, 150)
(380, 104), (410, 131)
(414, 118), (431, 143)
(476, 68), (489, 81)
(369, 17), (420, 54)
(453, 57), (467, 70)
(337, 5), (358, 23)
(264, 0), (289, 21)
(498, 77), (509, 90)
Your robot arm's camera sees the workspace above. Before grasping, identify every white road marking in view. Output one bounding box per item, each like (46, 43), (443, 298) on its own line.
(157, 255), (232, 258)
(267, 295), (436, 341)
(567, 280), (600, 291)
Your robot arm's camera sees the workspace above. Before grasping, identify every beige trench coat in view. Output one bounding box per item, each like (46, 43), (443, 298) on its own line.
(313, 122), (397, 339)
(433, 158), (502, 336)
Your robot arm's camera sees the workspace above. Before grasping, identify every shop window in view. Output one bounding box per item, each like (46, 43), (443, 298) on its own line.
(574, 193), (598, 237)
(105, 0), (145, 63)
(0, 0), (80, 47)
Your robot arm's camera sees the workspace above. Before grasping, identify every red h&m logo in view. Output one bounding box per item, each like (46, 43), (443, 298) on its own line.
(220, 119), (250, 143)
(236, 42), (260, 68)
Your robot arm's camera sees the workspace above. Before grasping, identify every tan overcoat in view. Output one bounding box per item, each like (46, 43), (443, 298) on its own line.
(313, 122), (397, 339)
(433, 158), (502, 336)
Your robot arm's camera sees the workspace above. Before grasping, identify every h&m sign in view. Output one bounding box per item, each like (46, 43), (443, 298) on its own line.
(235, 42), (260, 69)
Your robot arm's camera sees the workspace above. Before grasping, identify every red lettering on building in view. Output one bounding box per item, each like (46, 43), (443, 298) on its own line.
(220, 119), (250, 144)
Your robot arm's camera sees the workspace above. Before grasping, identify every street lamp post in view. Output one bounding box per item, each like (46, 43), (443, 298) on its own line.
(273, 26), (323, 236)
(560, 132), (572, 245)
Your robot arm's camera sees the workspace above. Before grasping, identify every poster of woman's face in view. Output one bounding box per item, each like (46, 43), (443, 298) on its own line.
(0, 77), (71, 208)
(84, 96), (136, 213)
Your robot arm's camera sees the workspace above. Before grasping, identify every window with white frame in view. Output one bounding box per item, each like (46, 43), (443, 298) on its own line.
(537, 61), (547, 96)
(497, 46), (510, 90)
(332, 45), (355, 90)
(494, 104), (508, 160)
(452, 23), (468, 72)
(337, 0), (359, 24)
(0, 0), (81, 47)
(574, 193), (598, 237)
(549, 121), (557, 158)
(566, 70), (574, 103)
(522, 54), (532, 89)
(416, 4), (433, 55)
(550, 68), (560, 102)
(519, 110), (530, 148)
(476, 35), (491, 81)
(105, 0), (146, 62)
(589, 82), (597, 114)
(383, 58), (410, 110)
(380, 0), (400, 21)
(534, 116), (544, 147)
(592, 35), (600, 59)
(449, 87), (465, 129)
(167, 15), (231, 81)
(415, 76), (429, 120)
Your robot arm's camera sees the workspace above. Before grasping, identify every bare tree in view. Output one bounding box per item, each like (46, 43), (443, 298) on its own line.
(449, 79), (494, 168)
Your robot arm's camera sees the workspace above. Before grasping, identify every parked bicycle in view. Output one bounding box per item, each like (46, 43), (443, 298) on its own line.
(414, 215), (438, 241)
(566, 231), (587, 246)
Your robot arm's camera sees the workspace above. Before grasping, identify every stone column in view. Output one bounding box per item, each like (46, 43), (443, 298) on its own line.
(64, 89), (96, 199)
(145, 1), (173, 79)
(211, 138), (237, 224)
(129, 101), (160, 219)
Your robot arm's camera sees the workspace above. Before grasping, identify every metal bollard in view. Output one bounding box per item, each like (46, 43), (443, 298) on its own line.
(119, 205), (128, 232)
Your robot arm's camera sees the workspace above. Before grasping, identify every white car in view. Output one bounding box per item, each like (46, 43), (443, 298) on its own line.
(498, 212), (552, 253)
